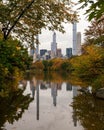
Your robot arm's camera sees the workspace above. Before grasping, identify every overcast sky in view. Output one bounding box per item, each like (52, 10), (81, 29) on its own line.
(39, 1), (90, 55)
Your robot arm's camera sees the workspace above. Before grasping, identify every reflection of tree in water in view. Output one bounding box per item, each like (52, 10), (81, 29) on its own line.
(0, 88), (33, 130)
(26, 71), (70, 83)
(71, 93), (104, 130)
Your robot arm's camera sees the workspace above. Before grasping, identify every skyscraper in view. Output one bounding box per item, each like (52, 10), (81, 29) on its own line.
(33, 34), (39, 63)
(77, 32), (81, 55)
(30, 35), (35, 57)
(51, 32), (57, 58)
(35, 34), (39, 56)
(72, 22), (81, 56)
(72, 22), (77, 55)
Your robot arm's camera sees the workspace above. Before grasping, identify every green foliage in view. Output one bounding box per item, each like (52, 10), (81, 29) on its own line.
(78, 0), (104, 21)
(0, 0), (77, 43)
(61, 60), (70, 71)
(48, 60), (53, 68)
(42, 60), (49, 71)
(0, 88), (33, 128)
(92, 75), (104, 91)
(70, 45), (104, 89)
(0, 38), (32, 82)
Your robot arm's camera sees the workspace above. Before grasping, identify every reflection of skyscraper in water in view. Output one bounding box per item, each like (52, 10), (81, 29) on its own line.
(66, 83), (72, 91)
(30, 78), (40, 120)
(57, 83), (62, 90)
(30, 80), (35, 99)
(72, 86), (79, 127)
(36, 84), (39, 120)
(72, 86), (79, 97)
(40, 82), (47, 90)
(72, 111), (77, 127)
(51, 83), (57, 107)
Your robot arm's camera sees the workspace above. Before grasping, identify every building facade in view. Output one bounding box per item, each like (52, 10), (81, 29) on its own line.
(72, 22), (77, 55)
(66, 48), (72, 58)
(77, 32), (81, 55)
(51, 32), (57, 58)
(56, 48), (62, 57)
(40, 49), (47, 57)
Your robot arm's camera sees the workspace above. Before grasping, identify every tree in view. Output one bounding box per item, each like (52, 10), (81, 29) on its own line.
(0, 88), (33, 128)
(0, 0), (77, 43)
(0, 37), (32, 81)
(78, 0), (104, 21)
(72, 93), (104, 130)
(84, 16), (104, 46)
(70, 45), (104, 80)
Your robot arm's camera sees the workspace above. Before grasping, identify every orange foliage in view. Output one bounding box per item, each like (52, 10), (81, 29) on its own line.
(32, 61), (44, 70)
(51, 58), (68, 71)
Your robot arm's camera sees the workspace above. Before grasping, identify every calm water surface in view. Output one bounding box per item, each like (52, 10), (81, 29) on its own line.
(1, 72), (104, 130)
(5, 80), (83, 130)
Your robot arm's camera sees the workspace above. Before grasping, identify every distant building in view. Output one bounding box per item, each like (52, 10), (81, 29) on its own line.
(33, 53), (37, 63)
(48, 50), (51, 56)
(44, 52), (50, 60)
(72, 22), (81, 56)
(72, 22), (77, 55)
(30, 44), (35, 57)
(66, 48), (72, 58)
(30, 34), (35, 57)
(77, 32), (81, 55)
(40, 49), (47, 57)
(56, 48), (62, 57)
(30, 34), (40, 63)
(30, 48), (35, 57)
(35, 34), (39, 56)
(51, 32), (57, 58)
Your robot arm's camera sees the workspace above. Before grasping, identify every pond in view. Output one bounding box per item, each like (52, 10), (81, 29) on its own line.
(0, 72), (104, 130)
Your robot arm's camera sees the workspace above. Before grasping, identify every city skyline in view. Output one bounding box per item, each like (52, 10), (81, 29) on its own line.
(39, 30), (81, 57)
(39, 8), (90, 55)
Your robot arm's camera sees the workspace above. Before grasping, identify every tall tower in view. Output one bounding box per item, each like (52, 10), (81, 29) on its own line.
(35, 34), (39, 56)
(33, 34), (39, 63)
(77, 32), (81, 55)
(51, 32), (57, 58)
(30, 34), (35, 56)
(72, 22), (77, 55)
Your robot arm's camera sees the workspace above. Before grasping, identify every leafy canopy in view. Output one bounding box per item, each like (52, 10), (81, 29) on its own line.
(0, 37), (32, 80)
(78, 0), (104, 21)
(0, 0), (77, 43)
(84, 16), (104, 46)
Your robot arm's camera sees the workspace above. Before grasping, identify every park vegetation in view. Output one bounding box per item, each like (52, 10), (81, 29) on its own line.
(0, 0), (103, 90)
(78, 0), (104, 21)
(0, 0), (77, 42)
(0, 0), (77, 91)
(32, 16), (104, 90)
(0, 34), (32, 90)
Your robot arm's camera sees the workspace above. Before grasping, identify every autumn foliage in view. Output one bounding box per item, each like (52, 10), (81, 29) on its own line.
(32, 58), (71, 72)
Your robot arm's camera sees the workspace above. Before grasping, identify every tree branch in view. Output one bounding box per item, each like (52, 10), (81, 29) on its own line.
(4, 0), (35, 40)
